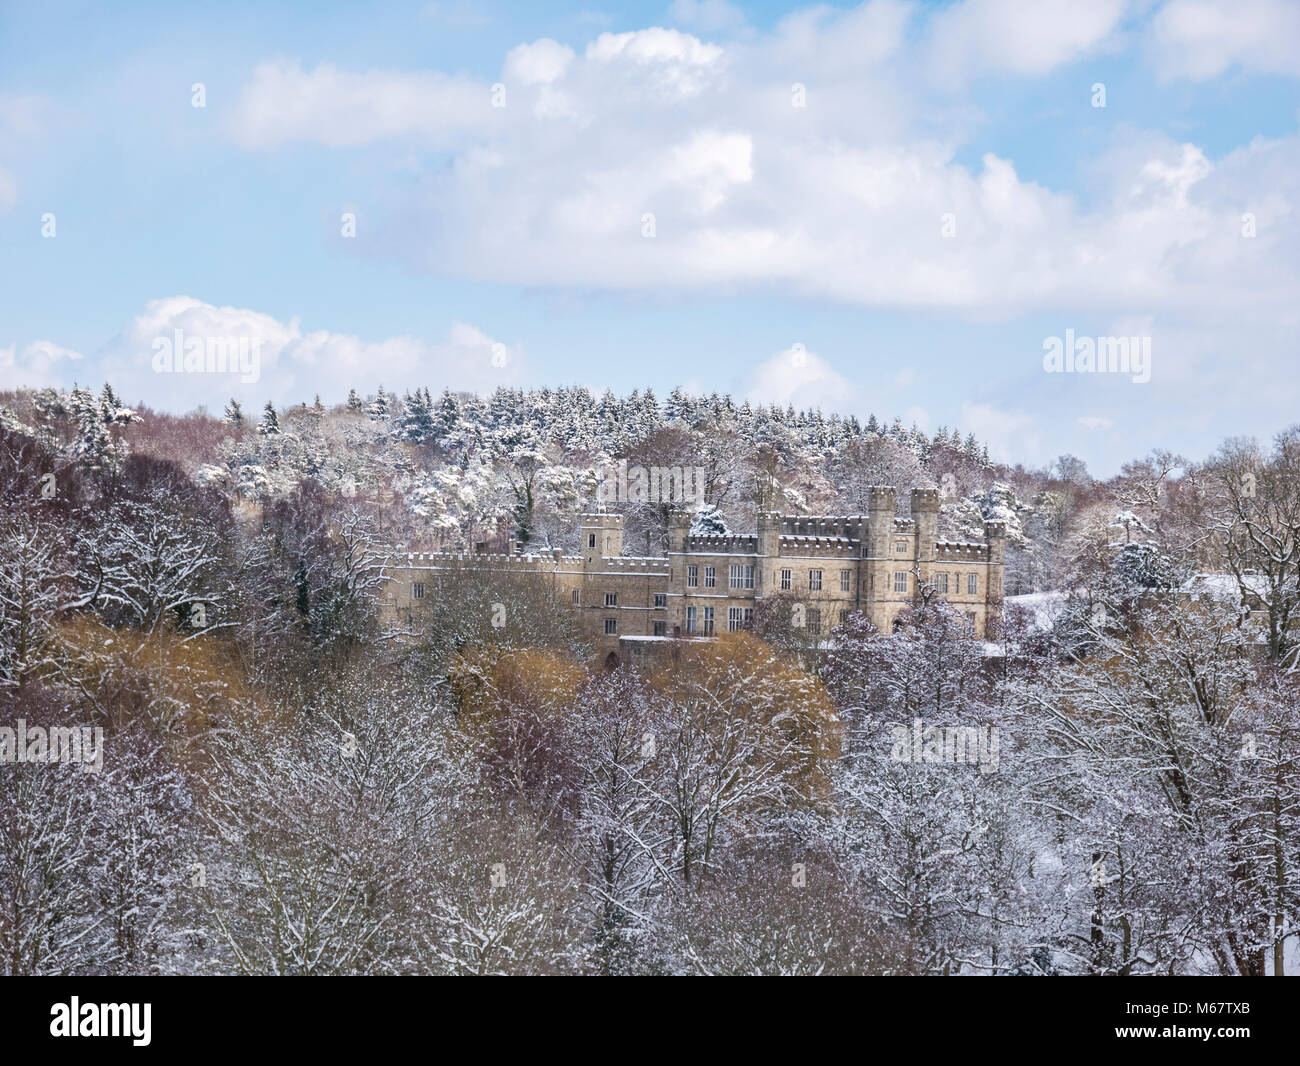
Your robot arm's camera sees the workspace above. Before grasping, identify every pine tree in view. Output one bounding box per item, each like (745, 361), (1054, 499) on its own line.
(67, 384), (117, 474)
(258, 401), (280, 436)
(224, 398), (244, 425)
(368, 386), (391, 423)
(346, 388), (364, 412)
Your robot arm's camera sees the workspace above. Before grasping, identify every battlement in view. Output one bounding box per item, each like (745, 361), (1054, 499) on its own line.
(685, 533), (760, 553)
(778, 534), (859, 556)
(598, 556), (671, 572)
(579, 513), (624, 528)
(394, 551), (582, 570)
(780, 515), (869, 538)
(910, 487), (941, 512)
(983, 520), (1007, 538)
(935, 540), (991, 561)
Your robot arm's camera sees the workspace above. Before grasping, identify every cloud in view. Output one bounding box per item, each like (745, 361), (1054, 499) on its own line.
(217, 10), (1300, 322)
(504, 39), (576, 86)
(1, 340), (86, 389)
(10, 297), (521, 409)
(1077, 415), (1114, 430)
(960, 403), (1045, 465)
(925, 0), (1127, 87)
(746, 345), (865, 412)
(228, 60), (486, 149)
(0, 93), (54, 215)
(668, 0), (748, 35)
(1148, 0), (1300, 80)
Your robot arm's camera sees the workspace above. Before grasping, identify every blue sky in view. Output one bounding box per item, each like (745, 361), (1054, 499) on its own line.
(2, 0), (1299, 474)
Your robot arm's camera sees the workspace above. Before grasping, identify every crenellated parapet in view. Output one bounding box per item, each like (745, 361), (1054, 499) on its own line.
(935, 540), (992, 562)
(685, 533), (760, 554)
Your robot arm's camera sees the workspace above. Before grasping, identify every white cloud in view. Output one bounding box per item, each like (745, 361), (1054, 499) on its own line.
(12, 297), (521, 409)
(746, 346), (864, 412)
(1, 339), (86, 389)
(504, 39), (576, 86)
(1148, 0), (1300, 80)
(228, 61), (486, 149)
(1077, 415), (1114, 430)
(220, 10), (1300, 322)
(668, 0), (748, 35)
(925, 0), (1127, 86)
(960, 403), (1045, 465)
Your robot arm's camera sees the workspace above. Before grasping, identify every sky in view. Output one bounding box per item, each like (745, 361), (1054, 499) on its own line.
(1, 0), (1298, 475)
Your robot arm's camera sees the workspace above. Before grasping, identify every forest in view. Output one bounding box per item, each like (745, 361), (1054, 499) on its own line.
(1, 382), (1297, 975)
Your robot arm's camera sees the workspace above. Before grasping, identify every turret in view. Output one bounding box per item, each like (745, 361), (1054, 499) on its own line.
(580, 513), (623, 568)
(668, 508), (692, 554)
(910, 488), (940, 569)
(983, 519), (1006, 598)
(756, 510), (782, 561)
(865, 486), (896, 559)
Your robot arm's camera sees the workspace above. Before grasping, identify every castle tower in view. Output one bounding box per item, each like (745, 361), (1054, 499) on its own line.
(756, 510), (782, 566)
(668, 508), (692, 555)
(580, 513), (623, 568)
(865, 486), (897, 559)
(910, 488), (940, 590)
(983, 518), (1006, 600)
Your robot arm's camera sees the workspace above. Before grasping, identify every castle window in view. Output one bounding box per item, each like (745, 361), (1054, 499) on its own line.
(862, 545), (869, 558)
(704, 565), (716, 588)
(807, 608), (821, 635)
(686, 606), (697, 633)
(968, 573), (978, 595)
(653, 620), (667, 636)
(605, 591), (618, 607)
(730, 564), (754, 589)
(572, 589), (580, 606)
(654, 593), (667, 608)
(966, 612), (976, 632)
(687, 565), (698, 588)
(780, 568), (792, 590)
(702, 607), (715, 635)
(604, 618), (617, 635)
(728, 607), (744, 631)
(895, 541), (907, 552)
(744, 607), (753, 625)
(809, 569), (822, 591)
(588, 533), (597, 549)
(839, 569), (851, 592)
(412, 582), (424, 599)
(894, 571), (908, 593)
(839, 609), (850, 625)
(935, 573), (949, 595)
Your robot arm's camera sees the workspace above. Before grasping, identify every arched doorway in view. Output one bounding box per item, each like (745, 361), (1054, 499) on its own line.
(603, 651), (621, 671)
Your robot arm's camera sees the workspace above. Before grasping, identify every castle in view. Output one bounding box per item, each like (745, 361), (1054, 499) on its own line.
(380, 487), (1006, 664)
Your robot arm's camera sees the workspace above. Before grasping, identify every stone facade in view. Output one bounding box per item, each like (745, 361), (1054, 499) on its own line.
(379, 487), (1006, 660)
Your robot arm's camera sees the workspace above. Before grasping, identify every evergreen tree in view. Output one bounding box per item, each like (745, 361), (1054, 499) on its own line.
(368, 386), (391, 422)
(258, 401), (280, 436)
